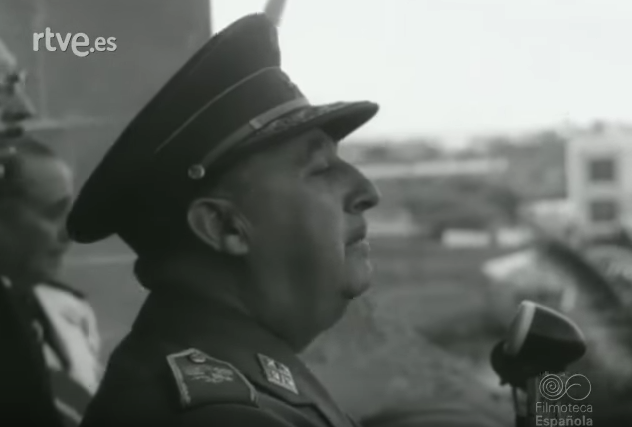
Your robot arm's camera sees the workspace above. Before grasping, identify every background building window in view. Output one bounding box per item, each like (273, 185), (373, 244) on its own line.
(587, 156), (617, 183)
(589, 199), (619, 223)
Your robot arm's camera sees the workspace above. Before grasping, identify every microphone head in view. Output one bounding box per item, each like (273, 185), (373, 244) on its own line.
(505, 301), (586, 369)
(491, 301), (587, 388)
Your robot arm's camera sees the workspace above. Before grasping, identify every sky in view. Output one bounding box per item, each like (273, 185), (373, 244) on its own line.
(212, 0), (632, 145)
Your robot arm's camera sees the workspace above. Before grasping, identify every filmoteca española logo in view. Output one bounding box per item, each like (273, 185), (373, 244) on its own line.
(539, 373), (591, 401)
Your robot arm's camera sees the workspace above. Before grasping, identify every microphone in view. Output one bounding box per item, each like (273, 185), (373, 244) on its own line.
(491, 300), (586, 389)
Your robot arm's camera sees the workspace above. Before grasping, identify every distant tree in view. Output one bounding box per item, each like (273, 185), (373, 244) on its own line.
(413, 139), (446, 160)
(481, 183), (522, 222)
(403, 178), (521, 237)
(459, 130), (568, 200)
(475, 135), (515, 157)
(363, 145), (391, 163)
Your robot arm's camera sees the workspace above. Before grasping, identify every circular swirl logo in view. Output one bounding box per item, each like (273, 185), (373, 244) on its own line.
(565, 374), (591, 401)
(539, 373), (591, 401)
(539, 374), (565, 400)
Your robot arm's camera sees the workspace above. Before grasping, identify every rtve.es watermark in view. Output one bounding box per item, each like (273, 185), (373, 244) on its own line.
(33, 28), (117, 58)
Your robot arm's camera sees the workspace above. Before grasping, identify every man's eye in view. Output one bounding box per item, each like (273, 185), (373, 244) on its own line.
(311, 160), (332, 174)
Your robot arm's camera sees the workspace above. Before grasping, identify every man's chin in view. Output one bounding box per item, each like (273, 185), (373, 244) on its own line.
(33, 261), (63, 284)
(342, 265), (373, 299)
(343, 246), (374, 294)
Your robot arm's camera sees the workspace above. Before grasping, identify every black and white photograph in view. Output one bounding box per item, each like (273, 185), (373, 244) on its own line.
(1, 1), (631, 426)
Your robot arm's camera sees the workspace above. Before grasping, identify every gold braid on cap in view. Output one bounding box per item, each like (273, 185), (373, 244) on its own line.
(153, 67), (311, 181)
(188, 96), (310, 179)
(187, 101), (350, 179)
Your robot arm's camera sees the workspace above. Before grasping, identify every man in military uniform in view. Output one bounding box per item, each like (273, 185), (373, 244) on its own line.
(69, 14), (380, 427)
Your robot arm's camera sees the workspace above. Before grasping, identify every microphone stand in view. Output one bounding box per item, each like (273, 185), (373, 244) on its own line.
(490, 301), (587, 427)
(512, 385), (527, 427)
(505, 369), (573, 426)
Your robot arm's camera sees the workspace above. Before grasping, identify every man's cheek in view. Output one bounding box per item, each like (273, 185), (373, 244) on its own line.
(33, 221), (58, 244)
(244, 185), (292, 228)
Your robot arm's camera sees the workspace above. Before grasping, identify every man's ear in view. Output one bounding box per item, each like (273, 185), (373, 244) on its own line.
(186, 198), (251, 256)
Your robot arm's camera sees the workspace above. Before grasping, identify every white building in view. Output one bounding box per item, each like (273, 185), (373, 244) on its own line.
(565, 124), (632, 236)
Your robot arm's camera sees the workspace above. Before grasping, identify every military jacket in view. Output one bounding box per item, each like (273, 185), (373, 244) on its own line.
(80, 291), (360, 427)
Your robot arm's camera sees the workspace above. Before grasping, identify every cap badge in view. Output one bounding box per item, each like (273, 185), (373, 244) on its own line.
(188, 164), (206, 180)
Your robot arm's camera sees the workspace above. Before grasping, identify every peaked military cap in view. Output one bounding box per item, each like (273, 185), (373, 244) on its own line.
(67, 14), (379, 244)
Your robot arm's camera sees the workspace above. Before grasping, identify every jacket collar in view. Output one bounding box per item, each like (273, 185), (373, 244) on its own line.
(132, 290), (351, 427)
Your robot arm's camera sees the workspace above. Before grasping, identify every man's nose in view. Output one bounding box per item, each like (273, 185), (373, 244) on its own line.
(2, 91), (36, 123)
(345, 166), (381, 215)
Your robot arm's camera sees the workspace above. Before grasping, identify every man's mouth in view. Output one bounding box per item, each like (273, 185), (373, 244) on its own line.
(346, 225), (368, 247)
(346, 238), (370, 254)
(345, 234), (371, 263)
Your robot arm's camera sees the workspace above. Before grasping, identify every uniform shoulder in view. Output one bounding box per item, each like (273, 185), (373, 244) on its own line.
(166, 348), (259, 410)
(176, 403), (295, 427)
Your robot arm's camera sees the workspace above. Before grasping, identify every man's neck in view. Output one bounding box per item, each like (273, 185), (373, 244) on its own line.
(136, 254), (251, 314)
(136, 255), (316, 353)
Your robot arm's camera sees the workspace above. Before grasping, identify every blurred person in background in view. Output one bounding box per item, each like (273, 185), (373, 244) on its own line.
(0, 38), (35, 138)
(0, 133), (103, 427)
(0, 38), (102, 427)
